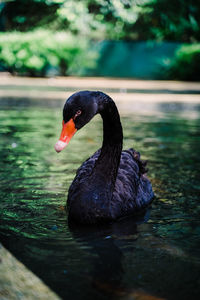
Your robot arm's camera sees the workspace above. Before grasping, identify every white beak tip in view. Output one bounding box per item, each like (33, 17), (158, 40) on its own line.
(54, 141), (68, 153)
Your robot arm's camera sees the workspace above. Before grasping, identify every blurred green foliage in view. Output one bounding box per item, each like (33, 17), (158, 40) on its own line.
(0, 0), (199, 79)
(164, 44), (200, 81)
(0, 30), (97, 76)
(137, 0), (200, 42)
(1, 0), (199, 42)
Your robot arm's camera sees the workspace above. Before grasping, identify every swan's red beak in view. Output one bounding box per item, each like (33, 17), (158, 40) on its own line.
(55, 119), (77, 153)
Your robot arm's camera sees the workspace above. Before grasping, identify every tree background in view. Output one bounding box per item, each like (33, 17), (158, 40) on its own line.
(0, 0), (199, 79)
(1, 0), (199, 42)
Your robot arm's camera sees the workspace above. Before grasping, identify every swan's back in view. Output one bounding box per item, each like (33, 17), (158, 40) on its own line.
(67, 148), (154, 221)
(111, 149), (154, 219)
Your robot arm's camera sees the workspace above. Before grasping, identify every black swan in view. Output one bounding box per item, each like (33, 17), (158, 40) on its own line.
(55, 91), (154, 224)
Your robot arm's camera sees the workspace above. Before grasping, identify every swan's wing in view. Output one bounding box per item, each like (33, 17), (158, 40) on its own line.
(68, 148), (154, 218)
(112, 148), (154, 218)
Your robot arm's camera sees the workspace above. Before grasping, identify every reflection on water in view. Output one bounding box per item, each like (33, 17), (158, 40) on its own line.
(0, 98), (200, 300)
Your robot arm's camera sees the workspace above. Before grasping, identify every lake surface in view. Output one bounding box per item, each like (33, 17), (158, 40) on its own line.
(0, 97), (200, 300)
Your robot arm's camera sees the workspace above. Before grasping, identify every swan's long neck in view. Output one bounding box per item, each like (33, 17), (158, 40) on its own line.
(94, 92), (123, 188)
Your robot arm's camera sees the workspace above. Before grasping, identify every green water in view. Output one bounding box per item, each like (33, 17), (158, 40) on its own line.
(0, 98), (200, 300)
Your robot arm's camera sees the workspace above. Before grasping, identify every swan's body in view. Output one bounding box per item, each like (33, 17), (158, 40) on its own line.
(55, 91), (154, 224)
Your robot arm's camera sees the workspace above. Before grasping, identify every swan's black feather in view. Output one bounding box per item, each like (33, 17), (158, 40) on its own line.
(111, 149), (154, 219)
(67, 148), (154, 222)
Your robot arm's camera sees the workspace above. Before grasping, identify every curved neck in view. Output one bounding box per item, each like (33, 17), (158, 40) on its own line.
(94, 92), (123, 186)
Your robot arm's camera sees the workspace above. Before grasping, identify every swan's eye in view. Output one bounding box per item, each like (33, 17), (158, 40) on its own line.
(74, 110), (82, 119)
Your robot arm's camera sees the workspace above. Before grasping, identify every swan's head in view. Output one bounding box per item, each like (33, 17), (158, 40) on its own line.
(55, 91), (99, 153)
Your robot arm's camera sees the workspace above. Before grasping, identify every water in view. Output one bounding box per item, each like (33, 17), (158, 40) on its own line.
(0, 97), (200, 300)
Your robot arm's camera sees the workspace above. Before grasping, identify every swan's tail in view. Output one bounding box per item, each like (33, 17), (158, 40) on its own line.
(126, 148), (148, 175)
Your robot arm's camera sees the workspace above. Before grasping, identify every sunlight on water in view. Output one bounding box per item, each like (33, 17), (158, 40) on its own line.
(0, 99), (200, 300)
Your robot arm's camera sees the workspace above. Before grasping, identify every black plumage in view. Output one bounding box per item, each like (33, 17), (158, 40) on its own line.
(55, 91), (154, 224)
